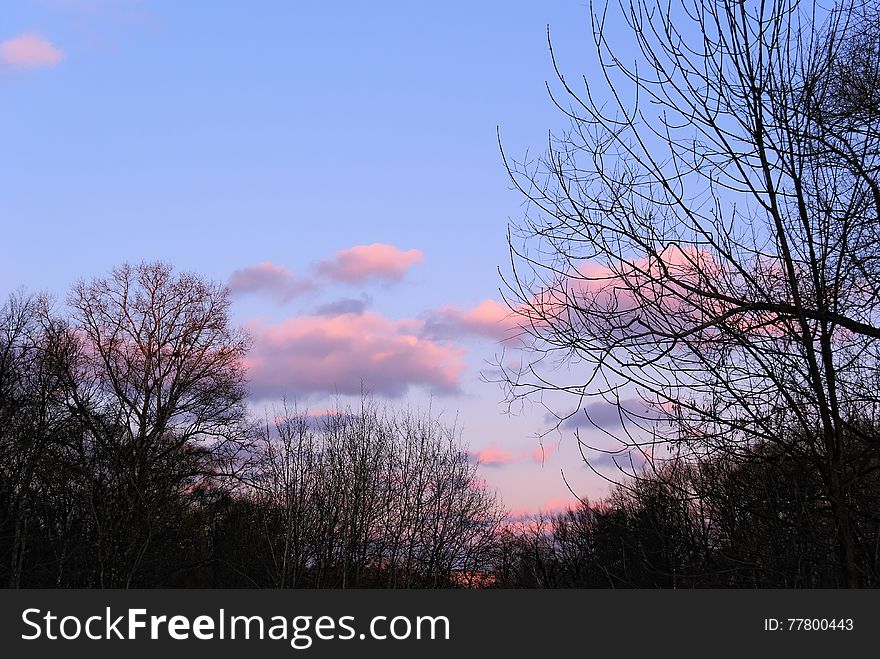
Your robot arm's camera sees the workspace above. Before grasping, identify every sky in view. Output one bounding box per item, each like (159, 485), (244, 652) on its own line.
(1, 0), (629, 515)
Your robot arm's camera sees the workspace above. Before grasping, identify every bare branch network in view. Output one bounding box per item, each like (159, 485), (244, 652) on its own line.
(496, 0), (880, 587)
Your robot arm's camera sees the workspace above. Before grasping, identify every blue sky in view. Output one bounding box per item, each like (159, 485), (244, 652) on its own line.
(2, 0), (624, 513)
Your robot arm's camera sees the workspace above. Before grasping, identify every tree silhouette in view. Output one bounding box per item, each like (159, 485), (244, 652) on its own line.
(0, 272), (505, 588)
(498, 0), (880, 586)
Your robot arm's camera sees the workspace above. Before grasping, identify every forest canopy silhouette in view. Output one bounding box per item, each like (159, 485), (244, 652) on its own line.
(1, 250), (877, 589)
(0, 263), (509, 588)
(3, 0), (880, 589)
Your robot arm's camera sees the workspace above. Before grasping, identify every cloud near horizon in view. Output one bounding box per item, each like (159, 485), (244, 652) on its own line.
(469, 444), (557, 467)
(507, 497), (585, 522)
(0, 33), (64, 69)
(245, 311), (465, 399)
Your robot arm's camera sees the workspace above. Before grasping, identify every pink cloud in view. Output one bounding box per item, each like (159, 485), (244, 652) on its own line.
(523, 246), (729, 333)
(531, 444), (557, 463)
(315, 243), (423, 284)
(471, 446), (517, 466)
(245, 311), (464, 398)
(421, 299), (521, 342)
(228, 262), (314, 302)
(0, 32), (64, 69)
(507, 497), (585, 522)
(470, 443), (557, 467)
(0, 33), (64, 69)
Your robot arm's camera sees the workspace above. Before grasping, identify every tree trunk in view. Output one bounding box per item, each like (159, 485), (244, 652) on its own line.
(829, 469), (860, 588)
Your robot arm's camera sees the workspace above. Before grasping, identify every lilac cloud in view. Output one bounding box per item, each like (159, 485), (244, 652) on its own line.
(314, 294), (372, 316)
(548, 398), (654, 431)
(228, 262), (314, 302)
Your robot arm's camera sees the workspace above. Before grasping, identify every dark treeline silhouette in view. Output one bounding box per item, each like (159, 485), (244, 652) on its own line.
(2, 262), (878, 588)
(494, 444), (880, 587)
(218, 403), (503, 588)
(0, 264), (502, 588)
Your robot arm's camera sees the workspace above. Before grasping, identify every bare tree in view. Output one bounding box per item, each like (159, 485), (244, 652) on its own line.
(499, 0), (880, 586)
(0, 293), (75, 587)
(62, 261), (250, 586)
(2, 265), (505, 589)
(234, 397), (505, 588)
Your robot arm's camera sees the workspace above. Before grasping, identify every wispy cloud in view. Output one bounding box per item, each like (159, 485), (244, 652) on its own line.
(314, 294), (372, 316)
(469, 443), (556, 467)
(587, 450), (650, 472)
(421, 299), (520, 342)
(547, 398), (656, 431)
(470, 446), (517, 466)
(0, 33), (64, 69)
(233, 248), (519, 399)
(228, 262), (314, 302)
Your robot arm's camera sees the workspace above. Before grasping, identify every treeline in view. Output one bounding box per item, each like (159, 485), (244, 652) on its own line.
(2, 263), (878, 588)
(217, 405), (502, 588)
(495, 444), (880, 588)
(0, 264), (500, 588)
